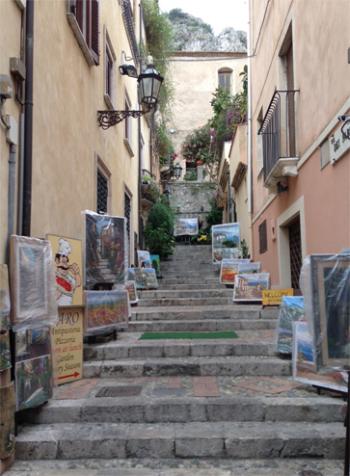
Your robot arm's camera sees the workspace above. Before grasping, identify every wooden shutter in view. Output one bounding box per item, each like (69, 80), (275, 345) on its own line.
(75, 0), (84, 32)
(91, 0), (99, 64)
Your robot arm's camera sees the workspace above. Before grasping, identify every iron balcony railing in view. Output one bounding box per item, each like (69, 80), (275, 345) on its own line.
(258, 90), (299, 181)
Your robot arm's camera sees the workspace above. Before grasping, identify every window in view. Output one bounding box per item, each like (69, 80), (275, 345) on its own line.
(104, 30), (116, 108)
(218, 68), (232, 92)
(97, 168), (109, 213)
(67, 0), (99, 65)
(259, 220), (267, 254)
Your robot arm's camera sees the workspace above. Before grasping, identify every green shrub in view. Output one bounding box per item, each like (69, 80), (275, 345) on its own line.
(144, 201), (175, 258)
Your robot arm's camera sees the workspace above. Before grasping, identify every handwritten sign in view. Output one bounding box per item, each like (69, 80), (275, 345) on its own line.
(52, 307), (83, 385)
(262, 289), (294, 306)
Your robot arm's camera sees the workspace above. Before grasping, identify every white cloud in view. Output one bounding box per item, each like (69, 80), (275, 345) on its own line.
(158, 0), (248, 34)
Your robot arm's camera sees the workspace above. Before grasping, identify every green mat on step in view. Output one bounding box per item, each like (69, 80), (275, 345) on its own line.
(139, 331), (238, 340)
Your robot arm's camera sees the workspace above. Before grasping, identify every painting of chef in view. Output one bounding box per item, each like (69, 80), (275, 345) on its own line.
(47, 235), (83, 307)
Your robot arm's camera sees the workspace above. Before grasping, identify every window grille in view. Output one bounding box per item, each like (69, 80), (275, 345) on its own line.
(97, 169), (108, 213)
(259, 220), (267, 254)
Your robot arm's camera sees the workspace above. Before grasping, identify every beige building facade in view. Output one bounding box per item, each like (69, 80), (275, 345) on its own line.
(0, 0), (156, 266)
(249, 0), (350, 287)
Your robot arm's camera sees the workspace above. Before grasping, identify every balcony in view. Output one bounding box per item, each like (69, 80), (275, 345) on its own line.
(258, 90), (299, 192)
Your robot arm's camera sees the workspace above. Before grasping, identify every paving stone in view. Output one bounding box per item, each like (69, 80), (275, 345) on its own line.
(192, 377), (220, 397)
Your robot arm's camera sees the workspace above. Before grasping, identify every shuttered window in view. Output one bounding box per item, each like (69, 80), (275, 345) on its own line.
(97, 169), (108, 214)
(68, 0), (99, 65)
(259, 220), (268, 254)
(218, 68), (232, 93)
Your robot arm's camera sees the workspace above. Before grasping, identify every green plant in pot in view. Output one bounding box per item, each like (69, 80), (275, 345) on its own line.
(144, 200), (175, 259)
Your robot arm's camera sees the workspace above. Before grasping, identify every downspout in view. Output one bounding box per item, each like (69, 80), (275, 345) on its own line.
(247, 0), (253, 246)
(22, 0), (34, 236)
(138, 2), (142, 249)
(8, 144), (17, 238)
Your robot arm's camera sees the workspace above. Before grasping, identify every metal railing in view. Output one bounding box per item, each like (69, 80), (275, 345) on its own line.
(258, 90), (298, 180)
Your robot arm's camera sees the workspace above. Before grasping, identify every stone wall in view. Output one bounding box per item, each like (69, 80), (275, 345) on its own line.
(167, 182), (217, 228)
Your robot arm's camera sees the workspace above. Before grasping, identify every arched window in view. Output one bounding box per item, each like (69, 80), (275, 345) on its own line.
(218, 68), (233, 92)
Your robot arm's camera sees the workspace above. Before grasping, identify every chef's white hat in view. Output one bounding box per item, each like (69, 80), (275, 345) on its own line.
(58, 238), (72, 256)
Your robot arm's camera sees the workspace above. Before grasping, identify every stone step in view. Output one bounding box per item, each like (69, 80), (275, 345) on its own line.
(84, 340), (275, 360)
(161, 276), (218, 283)
(159, 283), (223, 290)
(83, 356), (291, 378)
(139, 297), (232, 306)
(128, 319), (277, 332)
(23, 396), (344, 425)
(15, 421), (345, 460)
(4, 458), (345, 476)
(139, 289), (233, 299)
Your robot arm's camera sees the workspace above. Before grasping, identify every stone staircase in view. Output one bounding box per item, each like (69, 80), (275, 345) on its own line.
(7, 245), (345, 475)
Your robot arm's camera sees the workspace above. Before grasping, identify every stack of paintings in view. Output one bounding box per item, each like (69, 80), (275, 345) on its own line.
(233, 273), (270, 302)
(84, 289), (129, 335)
(276, 296), (305, 354)
(84, 211), (127, 289)
(174, 217), (199, 237)
(212, 223), (241, 263)
(128, 267), (158, 290)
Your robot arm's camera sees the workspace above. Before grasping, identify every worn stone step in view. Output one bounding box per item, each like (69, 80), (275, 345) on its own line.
(15, 421), (345, 460)
(139, 289), (233, 299)
(83, 356), (291, 378)
(84, 339), (275, 361)
(159, 283), (223, 290)
(128, 319), (277, 332)
(161, 276), (218, 283)
(23, 395), (345, 425)
(4, 458), (345, 476)
(139, 297), (233, 306)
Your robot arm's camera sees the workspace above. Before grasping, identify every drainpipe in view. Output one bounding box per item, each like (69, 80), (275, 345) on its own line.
(8, 144), (17, 238)
(247, 0), (253, 255)
(138, 2), (142, 250)
(22, 0), (34, 237)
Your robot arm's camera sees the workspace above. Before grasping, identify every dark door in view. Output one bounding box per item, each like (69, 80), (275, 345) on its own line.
(288, 216), (302, 290)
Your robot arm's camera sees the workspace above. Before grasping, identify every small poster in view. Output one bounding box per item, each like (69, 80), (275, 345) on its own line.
(128, 267), (159, 290)
(0, 264), (10, 330)
(47, 235), (83, 307)
(15, 326), (53, 411)
(212, 223), (241, 263)
(262, 289), (294, 306)
(52, 307), (83, 385)
(293, 321), (348, 393)
(0, 332), (11, 371)
(276, 296), (304, 354)
(84, 211), (127, 289)
(125, 281), (138, 304)
(0, 383), (15, 458)
(174, 217), (199, 236)
(220, 259), (250, 285)
(233, 272), (270, 302)
(137, 250), (151, 268)
(84, 289), (129, 335)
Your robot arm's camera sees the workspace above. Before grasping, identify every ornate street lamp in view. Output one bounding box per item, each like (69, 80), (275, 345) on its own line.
(173, 163), (183, 180)
(97, 56), (164, 130)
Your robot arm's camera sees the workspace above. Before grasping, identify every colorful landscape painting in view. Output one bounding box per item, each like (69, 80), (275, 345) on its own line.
(293, 321), (347, 393)
(84, 290), (129, 335)
(137, 250), (152, 268)
(128, 267), (159, 290)
(276, 296), (305, 354)
(85, 212), (127, 289)
(233, 273), (270, 302)
(220, 259), (250, 285)
(212, 223), (241, 263)
(174, 217), (199, 236)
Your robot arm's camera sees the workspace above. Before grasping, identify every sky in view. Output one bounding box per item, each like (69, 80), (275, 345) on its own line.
(158, 0), (249, 34)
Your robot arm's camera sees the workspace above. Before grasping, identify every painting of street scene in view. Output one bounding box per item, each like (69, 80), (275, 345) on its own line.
(85, 290), (129, 334)
(15, 355), (53, 411)
(85, 212), (127, 289)
(212, 223), (240, 263)
(174, 217), (199, 236)
(293, 321), (347, 393)
(233, 273), (270, 302)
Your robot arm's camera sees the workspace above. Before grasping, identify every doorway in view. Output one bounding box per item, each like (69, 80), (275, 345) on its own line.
(288, 216), (302, 290)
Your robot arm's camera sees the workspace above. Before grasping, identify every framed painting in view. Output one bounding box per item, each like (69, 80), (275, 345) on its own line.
(276, 296), (304, 354)
(0, 264), (10, 330)
(125, 280), (138, 304)
(137, 250), (151, 268)
(233, 273), (270, 302)
(174, 217), (199, 236)
(219, 259), (250, 285)
(47, 234), (83, 307)
(84, 211), (127, 289)
(293, 321), (347, 393)
(84, 289), (129, 335)
(309, 254), (350, 370)
(212, 223), (241, 263)
(10, 236), (56, 328)
(128, 267), (158, 290)
(237, 262), (261, 274)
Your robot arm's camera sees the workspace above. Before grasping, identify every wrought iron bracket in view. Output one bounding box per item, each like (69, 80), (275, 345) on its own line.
(97, 108), (150, 130)
(341, 119), (350, 140)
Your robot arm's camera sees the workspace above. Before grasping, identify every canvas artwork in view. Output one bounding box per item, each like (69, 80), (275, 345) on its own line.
(15, 326), (53, 411)
(47, 234), (83, 307)
(237, 262), (261, 274)
(150, 254), (161, 278)
(220, 259), (250, 285)
(308, 254), (350, 370)
(0, 383), (15, 458)
(293, 321), (348, 393)
(212, 223), (241, 263)
(233, 273), (270, 302)
(174, 217), (199, 236)
(10, 235), (57, 328)
(0, 332), (11, 371)
(84, 212), (127, 289)
(0, 264), (10, 330)
(125, 280), (138, 304)
(128, 267), (159, 290)
(137, 250), (152, 268)
(84, 290), (129, 335)
(276, 296), (305, 354)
